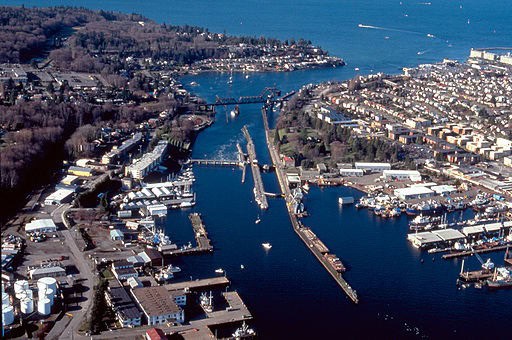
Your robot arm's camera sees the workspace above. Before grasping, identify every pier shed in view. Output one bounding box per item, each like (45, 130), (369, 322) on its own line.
(462, 225), (485, 238)
(483, 222), (503, 235)
(432, 229), (466, 243)
(407, 232), (442, 248)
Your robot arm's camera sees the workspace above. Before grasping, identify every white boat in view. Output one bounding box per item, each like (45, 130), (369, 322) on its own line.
(427, 33), (435, 38)
(200, 291), (214, 313)
(255, 216), (261, 224)
(232, 321), (256, 338)
(240, 264), (245, 270)
(215, 268), (224, 274)
(262, 243), (272, 250)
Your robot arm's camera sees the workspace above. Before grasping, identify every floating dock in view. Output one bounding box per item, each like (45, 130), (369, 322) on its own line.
(263, 105), (358, 304)
(242, 125), (268, 210)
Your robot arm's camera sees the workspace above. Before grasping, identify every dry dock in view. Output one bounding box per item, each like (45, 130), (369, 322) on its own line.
(262, 106), (359, 304)
(242, 125), (268, 210)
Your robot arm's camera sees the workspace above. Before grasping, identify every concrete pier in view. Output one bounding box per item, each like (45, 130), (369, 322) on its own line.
(162, 213), (213, 255)
(262, 105), (359, 304)
(242, 125), (268, 210)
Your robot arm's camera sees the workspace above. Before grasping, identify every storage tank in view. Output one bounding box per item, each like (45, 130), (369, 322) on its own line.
(2, 292), (10, 307)
(43, 288), (54, 305)
(37, 277), (57, 294)
(20, 297), (34, 314)
(37, 297), (51, 316)
(14, 280), (29, 294)
(2, 305), (14, 326)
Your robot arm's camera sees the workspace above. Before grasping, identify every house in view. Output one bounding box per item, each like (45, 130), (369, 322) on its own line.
(25, 219), (57, 233)
(131, 286), (185, 325)
(112, 260), (138, 281)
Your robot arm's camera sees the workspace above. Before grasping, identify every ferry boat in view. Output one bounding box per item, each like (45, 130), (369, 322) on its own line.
(262, 243), (272, 250)
(232, 321), (256, 339)
(200, 291), (214, 313)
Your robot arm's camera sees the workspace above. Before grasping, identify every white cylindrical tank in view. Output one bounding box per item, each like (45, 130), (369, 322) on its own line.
(14, 280), (29, 294)
(2, 305), (14, 326)
(20, 297), (34, 314)
(37, 298), (51, 316)
(2, 292), (10, 307)
(37, 277), (57, 294)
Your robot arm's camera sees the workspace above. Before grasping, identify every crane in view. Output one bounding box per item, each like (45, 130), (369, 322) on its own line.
(471, 246), (495, 272)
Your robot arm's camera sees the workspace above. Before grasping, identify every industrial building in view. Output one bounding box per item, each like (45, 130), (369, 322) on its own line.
(394, 186), (435, 200)
(60, 175), (80, 186)
(110, 229), (125, 241)
(44, 188), (75, 205)
(25, 219), (57, 233)
(131, 286), (185, 325)
(383, 170), (422, 182)
(29, 266), (66, 280)
(126, 141), (168, 180)
(431, 185), (457, 195)
(354, 162), (391, 172)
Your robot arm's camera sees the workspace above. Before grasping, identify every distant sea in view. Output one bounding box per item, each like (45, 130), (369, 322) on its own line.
(3, 1), (511, 338)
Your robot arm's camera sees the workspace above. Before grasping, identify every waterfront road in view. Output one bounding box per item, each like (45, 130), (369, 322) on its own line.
(47, 205), (96, 340)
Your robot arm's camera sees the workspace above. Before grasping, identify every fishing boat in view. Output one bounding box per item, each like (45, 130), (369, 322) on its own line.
(200, 291), (214, 313)
(262, 243), (272, 250)
(487, 267), (512, 289)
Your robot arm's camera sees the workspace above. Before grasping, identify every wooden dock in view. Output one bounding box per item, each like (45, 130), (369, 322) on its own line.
(242, 125), (268, 210)
(263, 106), (358, 304)
(459, 270), (493, 282)
(442, 244), (511, 259)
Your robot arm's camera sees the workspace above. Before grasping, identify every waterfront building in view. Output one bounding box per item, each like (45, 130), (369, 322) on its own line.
(394, 186), (435, 200)
(126, 141), (168, 180)
(131, 286), (185, 325)
(354, 162), (391, 172)
(382, 170), (422, 182)
(25, 219), (57, 233)
(102, 132), (143, 165)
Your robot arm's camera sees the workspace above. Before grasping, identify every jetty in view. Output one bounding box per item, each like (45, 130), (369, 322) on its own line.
(262, 105), (359, 304)
(242, 125), (268, 210)
(163, 276), (230, 292)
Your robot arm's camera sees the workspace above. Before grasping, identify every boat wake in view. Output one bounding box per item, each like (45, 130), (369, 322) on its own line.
(358, 23), (431, 38)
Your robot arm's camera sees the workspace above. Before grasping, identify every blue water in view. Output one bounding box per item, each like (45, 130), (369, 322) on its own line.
(4, 0), (512, 338)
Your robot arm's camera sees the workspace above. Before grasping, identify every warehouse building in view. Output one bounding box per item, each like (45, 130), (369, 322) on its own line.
(29, 265), (66, 280)
(339, 168), (364, 177)
(25, 219), (57, 233)
(383, 170), (422, 182)
(44, 188), (75, 205)
(68, 165), (94, 177)
(394, 186), (435, 200)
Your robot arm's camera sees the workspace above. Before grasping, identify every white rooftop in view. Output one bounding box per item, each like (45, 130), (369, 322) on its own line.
(432, 229), (466, 241)
(25, 219), (57, 232)
(407, 232), (442, 244)
(462, 225), (485, 236)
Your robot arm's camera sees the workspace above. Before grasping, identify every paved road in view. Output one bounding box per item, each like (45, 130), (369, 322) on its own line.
(47, 207), (95, 340)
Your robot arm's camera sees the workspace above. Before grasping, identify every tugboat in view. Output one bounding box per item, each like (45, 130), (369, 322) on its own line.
(200, 291), (214, 313)
(232, 321), (256, 339)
